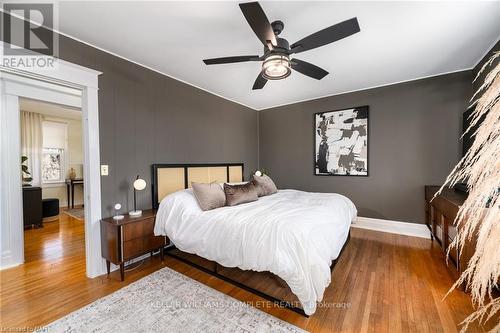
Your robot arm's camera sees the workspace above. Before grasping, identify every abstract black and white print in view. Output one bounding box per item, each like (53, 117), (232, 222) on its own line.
(315, 106), (369, 176)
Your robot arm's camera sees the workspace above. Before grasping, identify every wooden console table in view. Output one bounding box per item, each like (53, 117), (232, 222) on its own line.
(65, 178), (83, 209)
(425, 185), (475, 282)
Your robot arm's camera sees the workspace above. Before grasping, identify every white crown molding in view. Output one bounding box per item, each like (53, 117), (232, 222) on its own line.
(1, 9), (486, 112)
(0, 9), (255, 110)
(3, 9), (495, 112)
(352, 216), (431, 239)
(257, 67), (473, 111)
(50, 27), (477, 112)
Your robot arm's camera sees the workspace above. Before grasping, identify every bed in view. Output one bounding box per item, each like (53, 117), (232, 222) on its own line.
(152, 163), (356, 316)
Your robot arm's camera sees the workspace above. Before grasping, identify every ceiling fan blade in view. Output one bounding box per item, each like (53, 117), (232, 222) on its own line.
(291, 59), (329, 80)
(252, 72), (267, 90)
(239, 2), (277, 48)
(290, 17), (360, 54)
(203, 55), (260, 65)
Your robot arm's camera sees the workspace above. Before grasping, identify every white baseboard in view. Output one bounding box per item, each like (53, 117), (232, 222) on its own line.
(352, 216), (431, 239)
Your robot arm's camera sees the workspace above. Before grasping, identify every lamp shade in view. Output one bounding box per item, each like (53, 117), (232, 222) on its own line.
(133, 178), (146, 191)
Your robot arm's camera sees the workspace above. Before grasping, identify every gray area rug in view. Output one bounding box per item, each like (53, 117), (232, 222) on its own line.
(39, 266), (308, 333)
(63, 208), (84, 221)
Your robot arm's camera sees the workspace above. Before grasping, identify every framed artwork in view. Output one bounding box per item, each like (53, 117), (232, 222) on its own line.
(314, 106), (369, 176)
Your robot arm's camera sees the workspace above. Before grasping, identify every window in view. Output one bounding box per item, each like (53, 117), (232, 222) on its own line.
(42, 121), (67, 183)
(42, 147), (64, 182)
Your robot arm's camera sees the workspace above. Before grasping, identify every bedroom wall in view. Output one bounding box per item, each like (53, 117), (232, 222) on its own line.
(56, 36), (258, 217)
(258, 71), (472, 224)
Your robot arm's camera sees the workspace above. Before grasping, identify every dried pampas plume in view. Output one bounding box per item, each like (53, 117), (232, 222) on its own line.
(439, 51), (499, 332)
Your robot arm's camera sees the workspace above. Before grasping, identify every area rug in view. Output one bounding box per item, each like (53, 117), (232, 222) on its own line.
(63, 208), (84, 221)
(38, 266), (308, 333)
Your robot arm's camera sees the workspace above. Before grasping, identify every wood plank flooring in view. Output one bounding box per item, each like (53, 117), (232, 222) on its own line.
(0, 213), (497, 332)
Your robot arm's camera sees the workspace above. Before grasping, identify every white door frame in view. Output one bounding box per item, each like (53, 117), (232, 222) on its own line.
(0, 46), (105, 278)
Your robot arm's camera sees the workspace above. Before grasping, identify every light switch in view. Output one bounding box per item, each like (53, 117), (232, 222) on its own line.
(101, 165), (109, 176)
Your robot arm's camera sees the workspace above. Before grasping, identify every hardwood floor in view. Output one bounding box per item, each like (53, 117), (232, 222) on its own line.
(0, 213), (496, 332)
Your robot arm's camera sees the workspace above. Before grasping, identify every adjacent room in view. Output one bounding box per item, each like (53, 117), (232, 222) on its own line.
(19, 98), (85, 264)
(0, 1), (498, 333)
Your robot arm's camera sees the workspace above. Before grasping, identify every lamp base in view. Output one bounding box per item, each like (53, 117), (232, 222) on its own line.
(113, 214), (125, 220)
(129, 210), (142, 217)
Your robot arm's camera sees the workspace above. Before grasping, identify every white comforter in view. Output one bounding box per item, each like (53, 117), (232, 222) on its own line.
(154, 189), (356, 315)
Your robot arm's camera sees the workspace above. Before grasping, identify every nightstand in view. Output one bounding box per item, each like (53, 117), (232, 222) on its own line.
(100, 209), (167, 281)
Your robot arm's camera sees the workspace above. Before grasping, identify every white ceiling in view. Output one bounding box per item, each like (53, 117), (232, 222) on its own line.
(56, 1), (500, 110)
(20, 98), (82, 120)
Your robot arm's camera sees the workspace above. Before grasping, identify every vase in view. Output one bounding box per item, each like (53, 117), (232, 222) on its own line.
(69, 167), (76, 180)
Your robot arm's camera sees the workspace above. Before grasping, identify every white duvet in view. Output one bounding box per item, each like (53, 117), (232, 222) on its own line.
(154, 189), (356, 315)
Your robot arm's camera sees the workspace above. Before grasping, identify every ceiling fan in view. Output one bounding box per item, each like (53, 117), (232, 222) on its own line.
(203, 2), (360, 90)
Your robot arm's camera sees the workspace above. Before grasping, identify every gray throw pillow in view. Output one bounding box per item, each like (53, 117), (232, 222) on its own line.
(191, 182), (226, 211)
(223, 182), (258, 206)
(251, 174), (278, 197)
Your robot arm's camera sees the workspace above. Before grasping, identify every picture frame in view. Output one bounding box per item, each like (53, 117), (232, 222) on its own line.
(314, 106), (369, 176)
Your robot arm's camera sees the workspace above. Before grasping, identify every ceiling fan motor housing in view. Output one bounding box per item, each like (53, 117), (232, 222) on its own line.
(271, 20), (284, 35)
(264, 37), (290, 54)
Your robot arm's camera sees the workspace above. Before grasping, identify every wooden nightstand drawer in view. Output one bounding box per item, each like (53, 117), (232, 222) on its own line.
(123, 238), (144, 260)
(123, 235), (165, 261)
(123, 217), (155, 241)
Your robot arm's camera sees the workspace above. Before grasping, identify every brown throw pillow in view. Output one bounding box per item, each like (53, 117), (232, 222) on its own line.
(191, 182), (226, 211)
(223, 182), (258, 206)
(251, 174), (278, 197)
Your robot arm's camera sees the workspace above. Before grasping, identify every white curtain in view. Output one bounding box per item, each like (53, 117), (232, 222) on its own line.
(21, 111), (43, 186)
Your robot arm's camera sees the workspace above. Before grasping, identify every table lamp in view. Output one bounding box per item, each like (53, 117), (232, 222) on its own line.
(129, 175), (146, 217)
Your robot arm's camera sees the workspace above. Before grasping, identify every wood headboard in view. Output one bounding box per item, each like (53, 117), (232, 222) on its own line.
(151, 163), (244, 208)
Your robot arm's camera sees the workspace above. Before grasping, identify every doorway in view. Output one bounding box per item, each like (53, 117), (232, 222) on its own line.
(0, 54), (103, 278)
(19, 98), (86, 266)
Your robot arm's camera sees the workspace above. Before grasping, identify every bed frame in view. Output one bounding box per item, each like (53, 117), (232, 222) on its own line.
(151, 163), (350, 317)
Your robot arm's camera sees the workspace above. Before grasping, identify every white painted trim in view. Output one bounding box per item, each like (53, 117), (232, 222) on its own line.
(0, 44), (104, 278)
(0, 92), (24, 269)
(352, 216), (431, 239)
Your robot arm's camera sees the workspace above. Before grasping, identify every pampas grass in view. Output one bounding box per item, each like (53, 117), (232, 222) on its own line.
(439, 52), (499, 332)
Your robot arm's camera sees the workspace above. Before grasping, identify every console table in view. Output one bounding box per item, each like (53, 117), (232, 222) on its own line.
(425, 185), (474, 284)
(66, 178), (83, 209)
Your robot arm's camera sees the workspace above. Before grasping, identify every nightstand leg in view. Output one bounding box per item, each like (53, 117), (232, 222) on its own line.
(160, 247), (164, 262)
(120, 263), (125, 281)
(106, 260), (110, 275)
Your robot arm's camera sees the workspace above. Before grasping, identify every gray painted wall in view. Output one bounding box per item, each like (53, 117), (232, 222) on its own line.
(259, 72), (472, 224)
(57, 36), (258, 217)
(3, 13), (486, 223)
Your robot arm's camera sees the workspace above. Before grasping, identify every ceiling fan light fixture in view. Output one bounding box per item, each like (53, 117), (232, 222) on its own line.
(262, 55), (291, 80)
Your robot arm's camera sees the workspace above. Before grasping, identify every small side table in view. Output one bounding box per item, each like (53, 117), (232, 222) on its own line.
(65, 178), (84, 209)
(100, 209), (167, 281)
